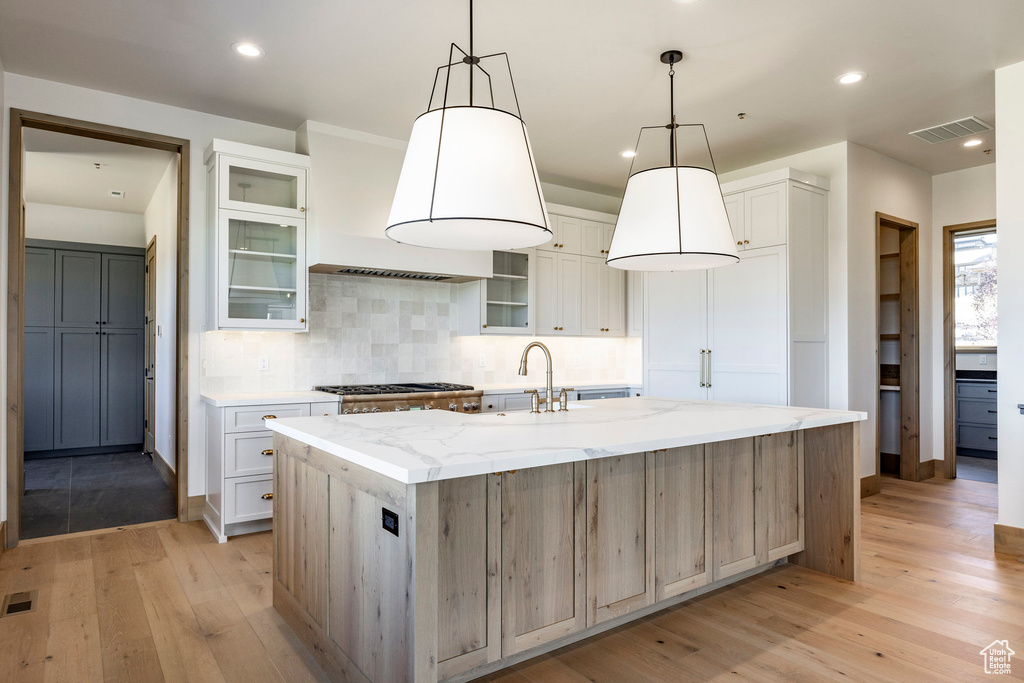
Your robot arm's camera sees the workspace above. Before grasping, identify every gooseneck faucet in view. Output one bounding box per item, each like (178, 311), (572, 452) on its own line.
(518, 342), (555, 413)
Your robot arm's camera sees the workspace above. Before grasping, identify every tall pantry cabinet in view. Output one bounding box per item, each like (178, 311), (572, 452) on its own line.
(643, 168), (829, 408)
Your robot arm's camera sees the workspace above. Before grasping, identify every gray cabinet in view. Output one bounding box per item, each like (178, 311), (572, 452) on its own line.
(54, 328), (102, 450)
(101, 254), (146, 329)
(26, 248), (55, 327)
(956, 380), (997, 455)
(100, 329), (145, 446)
(24, 327), (55, 451)
(55, 250), (102, 328)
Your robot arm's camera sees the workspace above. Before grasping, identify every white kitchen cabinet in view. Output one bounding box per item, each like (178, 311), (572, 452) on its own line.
(458, 250), (536, 335)
(204, 398), (339, 542)
(535, 250), (582, 336)
(538, 215), (582, 254)
(627, 270), (644, 337)
(581, 256), (625, 336)
(643, 169), (829, 409)
(581, 220), (615, 258)
(205, 140), (311, 331)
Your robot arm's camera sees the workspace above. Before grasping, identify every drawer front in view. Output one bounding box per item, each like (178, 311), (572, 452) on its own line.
(224, 474), (274, 524)
(956, 383), (997, 399)
(311, 401), (340, 417)
(225, 432), (275, 478)
(957, 399), (998, 426)
(957, 425), (998, 451)
(224, 403), (310, 433)
(577, 389), (628, 401)
(503, 394), (536, 412)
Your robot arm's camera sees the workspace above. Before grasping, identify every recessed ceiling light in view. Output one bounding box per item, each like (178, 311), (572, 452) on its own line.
(963, 139), (984, 147)
(620, 150), (637, 158)
(834, 71), (867, 85)
(232, 42), (265, 58)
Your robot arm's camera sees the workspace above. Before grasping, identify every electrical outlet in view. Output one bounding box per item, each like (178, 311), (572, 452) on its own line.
(980, 355), (988, 366)
(478, 355), (487, 368)
(259, 355), (270, 372)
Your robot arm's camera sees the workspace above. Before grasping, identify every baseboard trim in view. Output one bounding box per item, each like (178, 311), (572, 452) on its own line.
(0, 521), (6, 555)
(861, 475), (880, 498)
(917, 458), (936, 481)
(151, 450), (177, 491)
(995, 524), (1024, 558)
(187, 495), (205, 522)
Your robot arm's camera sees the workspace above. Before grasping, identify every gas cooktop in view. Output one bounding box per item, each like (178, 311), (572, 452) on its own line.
(314, 383), (476, 396)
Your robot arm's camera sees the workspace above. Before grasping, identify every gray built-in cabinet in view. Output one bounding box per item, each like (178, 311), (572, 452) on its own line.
(25, 242), (146, 454)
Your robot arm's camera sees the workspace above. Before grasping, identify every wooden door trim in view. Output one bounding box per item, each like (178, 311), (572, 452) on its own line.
(6, 109), (191, 547)
(875, 212), (922, 482)
(942, 219), (997, 479)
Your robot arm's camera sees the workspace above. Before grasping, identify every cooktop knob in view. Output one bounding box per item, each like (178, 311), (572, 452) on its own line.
(372, 407), (381, 413)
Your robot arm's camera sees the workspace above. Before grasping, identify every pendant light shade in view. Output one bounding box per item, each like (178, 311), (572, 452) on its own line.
(386, 107), (550, 250)
(385, 0), (550, 251)
(607, 50), (739, 272)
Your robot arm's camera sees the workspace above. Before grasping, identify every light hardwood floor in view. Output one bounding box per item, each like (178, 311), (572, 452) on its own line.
(0, 476), (1019, 682)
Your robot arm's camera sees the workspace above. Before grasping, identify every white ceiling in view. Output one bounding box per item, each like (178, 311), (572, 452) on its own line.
(3, 0), (1022, 195)
(23, 128), (175, 213)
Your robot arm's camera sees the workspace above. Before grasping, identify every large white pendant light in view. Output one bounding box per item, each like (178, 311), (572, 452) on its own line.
(606, 50), (739, 271)
(386, 0), (551, 251)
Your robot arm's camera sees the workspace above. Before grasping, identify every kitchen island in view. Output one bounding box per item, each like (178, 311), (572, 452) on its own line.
(266, 397), (866, 683)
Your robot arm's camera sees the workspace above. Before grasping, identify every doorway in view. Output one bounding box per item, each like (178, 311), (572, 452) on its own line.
(875, 212), (925, 482)
(6, 110), (191, 546)
(943, 220), (998, 482)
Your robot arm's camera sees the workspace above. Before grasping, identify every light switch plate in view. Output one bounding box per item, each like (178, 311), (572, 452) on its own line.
(478, 355), (486, 368)
(259, 355), (270, 371)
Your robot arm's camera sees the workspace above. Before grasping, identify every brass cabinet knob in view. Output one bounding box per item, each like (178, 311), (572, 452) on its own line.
(743, 239), (749, 244)
(737, 241), (743, 246)
(482, 324), (488, 328)
(299, 207), (306, 212)
(553, 327), (558, 330)
(300, 318), (306, 323)
(261, 449), (273, 456)
(262, 415), (277, 420)
(261, 493), (274, 500)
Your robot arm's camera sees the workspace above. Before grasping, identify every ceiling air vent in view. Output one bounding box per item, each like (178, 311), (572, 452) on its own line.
(334, 268), (454, 282)
(108, 189), (125, 199)
(909, 117), (992, 144)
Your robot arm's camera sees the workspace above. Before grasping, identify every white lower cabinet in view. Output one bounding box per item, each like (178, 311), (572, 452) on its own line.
(204, 399), (339, 542)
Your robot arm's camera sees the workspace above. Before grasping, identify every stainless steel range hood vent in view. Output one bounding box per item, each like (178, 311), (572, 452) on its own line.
(333, 268), (454, 281)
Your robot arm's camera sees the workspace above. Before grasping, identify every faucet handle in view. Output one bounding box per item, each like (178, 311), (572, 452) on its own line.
(524, 389), (541, 414)
(558, 387), (575, 411)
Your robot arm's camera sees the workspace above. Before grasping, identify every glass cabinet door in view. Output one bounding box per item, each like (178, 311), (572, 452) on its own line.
(483, 250), (534, 333)
(218, 156), (307, 219)
(218, 210), (306, 329)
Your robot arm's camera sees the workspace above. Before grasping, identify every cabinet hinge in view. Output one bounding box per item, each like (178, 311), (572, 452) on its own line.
(145, 265), (149, 273)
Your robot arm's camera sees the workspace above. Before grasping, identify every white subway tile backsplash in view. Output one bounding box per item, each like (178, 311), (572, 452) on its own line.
(202, 273), (641, 392)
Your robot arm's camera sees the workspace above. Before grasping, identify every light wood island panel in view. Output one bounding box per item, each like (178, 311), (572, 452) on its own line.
(272, 422), (858, 683)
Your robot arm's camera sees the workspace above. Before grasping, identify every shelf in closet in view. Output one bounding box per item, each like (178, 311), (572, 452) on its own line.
(880, 252), (900, 259)
(880, 333), (900, 341)
(879, 385), (901, 392)
(880, 293), (900, 301)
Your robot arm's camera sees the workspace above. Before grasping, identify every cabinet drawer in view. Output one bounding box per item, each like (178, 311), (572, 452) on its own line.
(311, 401), (340, 417)
(224, 403), (310, 432)
(957, 425), (998, 451)
(956, 382), (997, 399)
(503, 395), (536, 412)
(225, 432), (275, 478)
(224, 474), (274, 524)
(957, 399), (997, 426)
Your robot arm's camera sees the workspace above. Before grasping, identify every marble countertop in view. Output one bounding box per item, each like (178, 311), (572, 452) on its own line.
(265, 397), (867, 484)
(201, 391), (340, 407)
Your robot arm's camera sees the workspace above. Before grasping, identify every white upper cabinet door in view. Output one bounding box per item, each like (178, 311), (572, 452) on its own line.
(627, 271), (644, 337)
(218, 156), (307, 220)
(603, 262), (626, 336)
(582, 220), (605, 258)
(724, 194), (745, 250)
(602, 223), (616, 255)
(559, 253), (583, 336)
(644, 270), (708, 400)
(743, 183), (787, 249)
(707, 247), (788, 405)
(538, 214), (559, 252)
(581, 256), (604, 336)
(534, 250), (559, 334)
(558, 216), (583, 254)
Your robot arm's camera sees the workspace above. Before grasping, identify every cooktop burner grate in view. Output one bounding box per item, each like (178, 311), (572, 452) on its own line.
(314, 383), (475, 396)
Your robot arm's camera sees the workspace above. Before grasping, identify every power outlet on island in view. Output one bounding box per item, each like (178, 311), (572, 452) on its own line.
(979, 355), (988, 366)
(259, 355), (270, 372)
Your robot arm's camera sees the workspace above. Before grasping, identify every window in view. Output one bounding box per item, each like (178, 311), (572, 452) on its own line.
(954, 230), (996, 349)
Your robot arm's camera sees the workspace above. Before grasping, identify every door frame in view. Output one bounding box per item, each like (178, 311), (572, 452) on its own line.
(942, 219), (998, 479)
(6, 109), (191, 547)
(145, 235), (157, 458)
(875, 212), (923, 482)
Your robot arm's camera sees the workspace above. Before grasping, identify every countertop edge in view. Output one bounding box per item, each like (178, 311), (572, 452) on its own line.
(200, 391), (340, 407)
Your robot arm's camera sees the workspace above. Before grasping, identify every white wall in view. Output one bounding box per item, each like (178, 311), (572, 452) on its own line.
(25, 203), (145, 247)
(996, 61), (1024, 530)
(718, 142), (850, 411)
(2, 74), (298, 517)
(847, 144), (932, 477)
(143, 157), (178, 471)
(541, 182), (622, 214)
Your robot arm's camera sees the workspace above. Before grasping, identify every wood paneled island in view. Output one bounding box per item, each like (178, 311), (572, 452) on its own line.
(265, 398), (865, 683)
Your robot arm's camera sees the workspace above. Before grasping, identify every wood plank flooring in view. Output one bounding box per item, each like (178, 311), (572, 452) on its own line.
(0, 476), (1019, 682)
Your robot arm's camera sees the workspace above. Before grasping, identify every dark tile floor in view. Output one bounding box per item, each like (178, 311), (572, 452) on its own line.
(956, 455), (998, 484)
(22, 452), (176, 539)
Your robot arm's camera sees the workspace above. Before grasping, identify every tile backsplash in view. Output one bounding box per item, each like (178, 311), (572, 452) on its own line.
(201, 273), (642, 393)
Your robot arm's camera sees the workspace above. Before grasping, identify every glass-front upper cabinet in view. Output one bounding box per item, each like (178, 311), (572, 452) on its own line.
(218, 210), (306, 329)
(218, 156), (307, 220)
(205, 140), (311, 331)
(482, 250), (535, 334)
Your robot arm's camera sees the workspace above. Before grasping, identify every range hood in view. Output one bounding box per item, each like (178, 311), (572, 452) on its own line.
(296, 121), (492, 282)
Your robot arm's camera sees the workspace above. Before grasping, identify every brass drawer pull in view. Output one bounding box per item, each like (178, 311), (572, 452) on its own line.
(261, 493), (274, 500)
(262, 415), (277, 420)
(261, 449), (274, 456)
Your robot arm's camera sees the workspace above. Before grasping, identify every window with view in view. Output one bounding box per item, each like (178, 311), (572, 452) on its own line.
(954, 231), (997, 349)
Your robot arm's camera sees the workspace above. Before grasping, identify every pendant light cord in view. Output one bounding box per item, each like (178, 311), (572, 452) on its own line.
(668, 61), (677, 167)
(469, 0), (474, 106)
